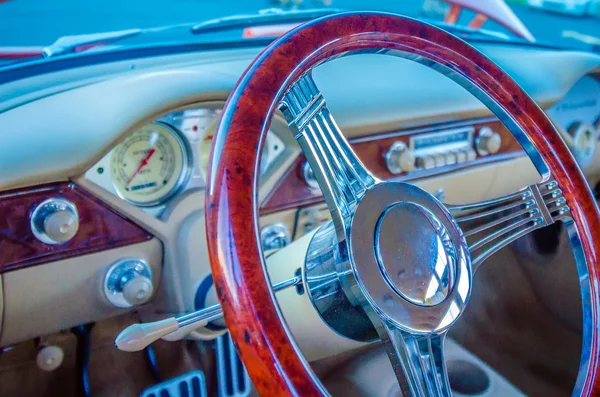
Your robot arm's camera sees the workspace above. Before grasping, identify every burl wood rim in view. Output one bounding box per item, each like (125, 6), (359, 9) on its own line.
(205, 12), (600, 396)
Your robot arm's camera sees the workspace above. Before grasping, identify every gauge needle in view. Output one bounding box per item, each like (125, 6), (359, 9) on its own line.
(127, 148), (156, 186)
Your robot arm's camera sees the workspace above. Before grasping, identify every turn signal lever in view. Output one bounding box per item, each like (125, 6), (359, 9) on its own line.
(115, 275), (303, 352)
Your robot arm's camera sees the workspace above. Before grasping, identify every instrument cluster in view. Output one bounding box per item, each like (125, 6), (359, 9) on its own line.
(86, 104), (286, 216)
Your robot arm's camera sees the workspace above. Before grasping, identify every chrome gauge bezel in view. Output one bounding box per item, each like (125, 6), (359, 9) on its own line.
(110, 121), (193, 208)
(570, 121), (598, 168)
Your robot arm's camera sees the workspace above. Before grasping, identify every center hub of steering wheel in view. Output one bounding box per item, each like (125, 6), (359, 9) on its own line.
(349, 182), (471, 333)
(374, 202), (455, 306)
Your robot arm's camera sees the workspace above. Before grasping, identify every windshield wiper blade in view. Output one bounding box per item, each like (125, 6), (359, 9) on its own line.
(42, 29), (142, 58)
(191, 8), (344, 34)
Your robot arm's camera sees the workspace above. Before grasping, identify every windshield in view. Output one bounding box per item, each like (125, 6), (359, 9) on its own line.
(1, 0), (599, 63)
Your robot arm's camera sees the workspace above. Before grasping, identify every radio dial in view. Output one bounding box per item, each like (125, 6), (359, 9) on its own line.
(385, 142), (416, 174)
(476, 127), (502, 156)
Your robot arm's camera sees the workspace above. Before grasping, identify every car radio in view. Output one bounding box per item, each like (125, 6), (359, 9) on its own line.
(385, 125), (502, 174)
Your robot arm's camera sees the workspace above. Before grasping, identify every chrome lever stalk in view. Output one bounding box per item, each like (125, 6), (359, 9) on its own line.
(115, 274), (303, 352)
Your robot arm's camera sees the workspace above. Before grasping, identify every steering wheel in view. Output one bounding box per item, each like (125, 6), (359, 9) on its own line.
(205, 12), (600, 396)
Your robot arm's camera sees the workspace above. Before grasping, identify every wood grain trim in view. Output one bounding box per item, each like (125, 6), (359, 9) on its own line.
(205, 12), (600, 397)
(260, 118), (524, 215)
(0, 182), (152, 273)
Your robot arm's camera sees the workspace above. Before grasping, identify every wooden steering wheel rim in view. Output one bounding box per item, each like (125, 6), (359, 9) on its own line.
(205, 12), (600, 396)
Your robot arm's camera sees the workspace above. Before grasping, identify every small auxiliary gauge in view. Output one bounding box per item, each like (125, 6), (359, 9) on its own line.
(110, 122), (191, 206)
(570, 121), (598, 168)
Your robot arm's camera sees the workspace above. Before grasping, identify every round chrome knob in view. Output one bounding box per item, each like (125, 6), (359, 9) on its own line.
(385, 141), (416, 174)
(30, 198), (79, 245)
(476, 127), (502, 156)
(104, 258), (154, 308)
(261, 223), (291, 250)
(302, 161), (320, 190)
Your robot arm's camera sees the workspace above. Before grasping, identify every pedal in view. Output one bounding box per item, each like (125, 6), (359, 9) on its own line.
(141, 370), (206, 397)
(216, 333), (251, 397)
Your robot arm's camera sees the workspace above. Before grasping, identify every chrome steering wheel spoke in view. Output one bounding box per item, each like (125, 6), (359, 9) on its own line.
(447, 177), (570, 271)
(280, 73), (376, 240)
(369, 311), (451, 397)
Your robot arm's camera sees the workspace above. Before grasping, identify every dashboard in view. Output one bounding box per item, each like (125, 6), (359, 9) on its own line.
(0, 40), (598, 353)
(83, 75), (600, 245)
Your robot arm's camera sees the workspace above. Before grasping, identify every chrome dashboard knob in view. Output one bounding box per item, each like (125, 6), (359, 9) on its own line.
(261, 223), (291, 250)
(385, 141), (416, 174)
(30, 198), (79, 245)
(104, 258), (154, 308)
(476, 127), (502, 156)
(302, 161), (320, 190)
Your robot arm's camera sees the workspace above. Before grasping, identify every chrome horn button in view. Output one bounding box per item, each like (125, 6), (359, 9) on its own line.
(375, 202), (456, 307)
(349, 182), (471, 334)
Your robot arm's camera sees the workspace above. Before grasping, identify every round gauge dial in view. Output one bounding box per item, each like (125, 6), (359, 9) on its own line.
(196, 109), (270, 179)
(570, 121), (598, 167)
(110, 123), (191, 206)
(196, 110), (221, 179)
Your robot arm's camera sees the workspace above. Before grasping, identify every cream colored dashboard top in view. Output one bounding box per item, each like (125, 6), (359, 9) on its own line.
(0, 45), (599, 191)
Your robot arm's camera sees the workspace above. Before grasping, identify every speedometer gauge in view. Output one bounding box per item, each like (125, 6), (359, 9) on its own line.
(110, 122), (191, 206)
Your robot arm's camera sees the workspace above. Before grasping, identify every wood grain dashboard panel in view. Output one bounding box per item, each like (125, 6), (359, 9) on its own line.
(260, 118), (525, 214)
(0, 182), (152, 273)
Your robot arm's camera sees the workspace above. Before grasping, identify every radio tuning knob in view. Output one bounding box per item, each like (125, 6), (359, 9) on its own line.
(385, 141), (416, 174)
(476, 127), (502, 156)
